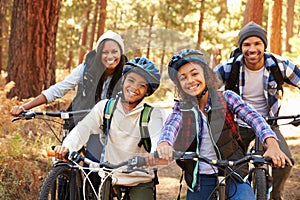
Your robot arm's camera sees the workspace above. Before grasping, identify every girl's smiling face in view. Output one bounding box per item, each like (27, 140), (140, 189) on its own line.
(177, 62), (206, 97)
(123, 72), (149, 104)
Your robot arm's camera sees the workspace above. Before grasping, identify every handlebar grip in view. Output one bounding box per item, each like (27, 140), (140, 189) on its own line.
(47, 150), (56, 157)
(264, 156), (294, 166)
(153, 150), (184, 159)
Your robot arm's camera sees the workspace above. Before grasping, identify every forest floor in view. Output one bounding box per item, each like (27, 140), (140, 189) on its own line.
(0, 71), (300, 199)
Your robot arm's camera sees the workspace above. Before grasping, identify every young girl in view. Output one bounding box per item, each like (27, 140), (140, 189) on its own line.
(156, 48), (292, 200)
(54, 57), (164, 200)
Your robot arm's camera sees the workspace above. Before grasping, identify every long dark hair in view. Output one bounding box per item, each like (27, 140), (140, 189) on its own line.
(89, 39), (127, 101)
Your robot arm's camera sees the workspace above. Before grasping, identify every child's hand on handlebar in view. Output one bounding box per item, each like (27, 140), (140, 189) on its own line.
(54, 145), (70, 161)
(156, 142), (174, 161)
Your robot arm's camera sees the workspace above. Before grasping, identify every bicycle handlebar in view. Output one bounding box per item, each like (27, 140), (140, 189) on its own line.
(47, 150), (149, 174)
(265, 114), (300, 126)
(11, 109), (91, 122)
(177, 151), (294, 167)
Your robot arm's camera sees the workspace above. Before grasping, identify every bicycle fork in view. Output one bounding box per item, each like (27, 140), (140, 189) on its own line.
(217, 175), (226, 200)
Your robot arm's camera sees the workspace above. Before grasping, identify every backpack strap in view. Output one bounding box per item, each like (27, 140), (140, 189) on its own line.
(269, 54), (284, 92)
(138, 103), (153, 153)
(226, 52), (284, 95)
(103, 98), (117, 136)
(225, 55), (240, 94)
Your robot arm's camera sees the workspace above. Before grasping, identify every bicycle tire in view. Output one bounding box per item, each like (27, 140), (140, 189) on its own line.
(252, 168), (267, 200)
(38, 164), (83, 200)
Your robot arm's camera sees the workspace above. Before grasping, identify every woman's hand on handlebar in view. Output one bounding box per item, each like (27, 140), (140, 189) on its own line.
(10, 105), (26, 117)
(54, 145), (70, 161)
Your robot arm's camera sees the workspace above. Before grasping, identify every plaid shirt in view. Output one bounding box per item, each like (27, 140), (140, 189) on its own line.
(158, 90), (277, 147)
(214, 53), (300, 117)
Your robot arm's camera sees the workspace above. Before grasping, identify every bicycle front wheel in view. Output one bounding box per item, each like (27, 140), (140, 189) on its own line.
(38, 164), (82, 200)
(252, 168), (267, 200)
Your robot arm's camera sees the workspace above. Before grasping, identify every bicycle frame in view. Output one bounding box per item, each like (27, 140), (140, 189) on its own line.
(13, 110), (92, 200)
(246, 114), (299, 200)
(177, 152), (274, 200)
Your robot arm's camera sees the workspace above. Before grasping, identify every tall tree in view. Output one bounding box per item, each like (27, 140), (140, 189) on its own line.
(285, 0), (295, 52)
(196, 0), (205, 50)
(97, 0), (107, 38)
(243, 0), (264, 25)
(78, 0), (91, 65)
(6, 0), (60, 99)
(268, 0), (282, 54)
(89, 2), (99, 50)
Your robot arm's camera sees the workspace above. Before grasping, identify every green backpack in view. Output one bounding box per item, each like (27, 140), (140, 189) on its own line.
(103, 97), (153, 153)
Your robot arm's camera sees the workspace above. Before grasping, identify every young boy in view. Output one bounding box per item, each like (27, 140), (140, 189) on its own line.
(54, 57), (164, 200)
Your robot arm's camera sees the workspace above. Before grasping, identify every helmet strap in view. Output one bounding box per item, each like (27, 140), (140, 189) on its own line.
(196, 86), (208, 101)
(120, 92), (144, 105)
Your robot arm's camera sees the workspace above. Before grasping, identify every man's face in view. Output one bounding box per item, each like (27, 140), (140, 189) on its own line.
(241, 36), (265, 70)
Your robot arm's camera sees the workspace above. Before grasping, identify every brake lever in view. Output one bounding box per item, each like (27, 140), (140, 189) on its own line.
(291, 119), (300, 127)
(11, 117), (22, 122)
(122, 168), (149, 174)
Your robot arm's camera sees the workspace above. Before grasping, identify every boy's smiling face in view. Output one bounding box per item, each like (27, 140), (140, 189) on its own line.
(123, 72), (149, 104)
(177, 62), (206, 97)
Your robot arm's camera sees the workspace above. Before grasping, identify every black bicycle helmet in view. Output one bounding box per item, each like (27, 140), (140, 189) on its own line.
(168, 48), (208, 82)
(123, 57), (161, 96)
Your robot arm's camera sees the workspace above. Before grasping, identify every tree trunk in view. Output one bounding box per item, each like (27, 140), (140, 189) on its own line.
(65, 50), (73, 72)
(89, 2), (99, 50)
(243, 0), (264, 25)
(285, 0), (295, 52)
(97, 0), (107, 39)
(196, 0), (205, 50)
(6, 0), (60, 99)
(268, 0), (282, 55)
(78, 0), (91, 65)
(146, 15), (154, 59)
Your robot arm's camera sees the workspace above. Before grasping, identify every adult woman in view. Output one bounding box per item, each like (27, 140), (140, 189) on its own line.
(11, 30), (127, 161)
(156, 48), (292, 200)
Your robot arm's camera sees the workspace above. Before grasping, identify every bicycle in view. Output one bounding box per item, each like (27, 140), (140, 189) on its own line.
(176, 151), (275, 200)
(45, 150), (172, 200)
(12, 109), (91, 200)
(246, 114), (299, 200)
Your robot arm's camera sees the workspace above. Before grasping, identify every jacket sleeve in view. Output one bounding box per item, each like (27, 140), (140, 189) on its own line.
(223, 90), (278, 145)
(158, 101), (182, 146)
(62, 99), (106, 152)
(42, 64), (84, 103)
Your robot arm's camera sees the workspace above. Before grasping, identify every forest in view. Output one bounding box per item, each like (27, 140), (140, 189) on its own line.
(1, 0), (300, 199)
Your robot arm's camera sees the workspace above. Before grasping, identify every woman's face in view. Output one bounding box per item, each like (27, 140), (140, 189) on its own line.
(123, 72), (149, 104)
(101, 40), (121, 71)
(177, 62), (206, 97)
